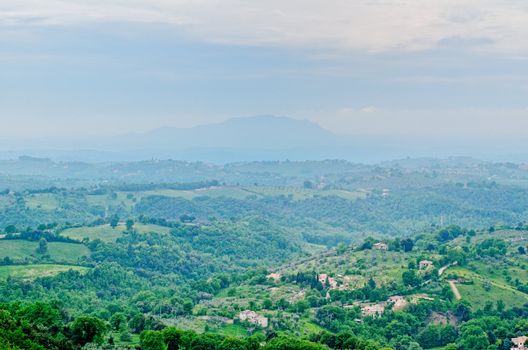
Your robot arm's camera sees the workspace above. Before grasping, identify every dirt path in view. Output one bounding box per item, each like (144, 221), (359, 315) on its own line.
(448, 280), (461, 300)
(438, 261), (457, 276)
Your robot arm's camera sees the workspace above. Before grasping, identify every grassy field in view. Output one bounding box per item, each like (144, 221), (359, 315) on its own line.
(0, 240), (90, 262)
(446, 265), (528, 309)
(140, 187), (253, 200)
(0, 264), (89, 280)
(61, 225), (125, 242)
(26, 193), (59, 210)
(217, 324), (248, 338)
(60, 223), (172, 242)
(243, 186), (366, 201)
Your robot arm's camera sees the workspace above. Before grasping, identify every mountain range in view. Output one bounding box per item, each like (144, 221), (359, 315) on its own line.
(1, 115), (527, 163)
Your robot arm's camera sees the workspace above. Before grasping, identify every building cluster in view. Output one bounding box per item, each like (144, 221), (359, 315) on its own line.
(238, 310), (268, 328)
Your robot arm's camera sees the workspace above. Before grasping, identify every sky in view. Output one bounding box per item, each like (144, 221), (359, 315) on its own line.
(0, 0), (527, 141)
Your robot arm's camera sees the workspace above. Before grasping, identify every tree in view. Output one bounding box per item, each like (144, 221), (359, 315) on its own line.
(417, 325), (457, 348)
(262, 299), (273, 309)
(518, 246), (526, 255)
(183, 299), (194, 315)
(162, 327), (184, 350)
(264, 335), (327, 349)
(407, 342), (423, 350)
(401, 238), (414, 252)
(336, 243), (348, 255)
(179, 214), (196, 223)
(37, 238), (48, 255)
(126, 219), (134, 232)
(5, 225), (17, 234)
(110, 215), (120, 229)
(110, 312), (127, 331)
(457, 324), (489, 350)
(140, 330), (166, 350)
(454, 301), (472, 322)
(120, 331), (132, 342)
(69, 316), (108, 346)
(402, 270), (421, 287)
(496, 300), (505, 313)
(17, 302), (62, 330)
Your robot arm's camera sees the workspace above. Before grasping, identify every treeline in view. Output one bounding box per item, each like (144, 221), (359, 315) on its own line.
(0, 301), (379, 350)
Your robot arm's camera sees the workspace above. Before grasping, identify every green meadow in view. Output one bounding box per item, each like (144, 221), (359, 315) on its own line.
(0, 240), (90, 262)
(0, 264), (89, 280)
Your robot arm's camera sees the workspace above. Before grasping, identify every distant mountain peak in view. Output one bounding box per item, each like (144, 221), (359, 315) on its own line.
(121, 115), (341, 151)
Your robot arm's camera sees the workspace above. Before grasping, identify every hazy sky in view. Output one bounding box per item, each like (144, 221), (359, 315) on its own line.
(1, 0), (527, 139)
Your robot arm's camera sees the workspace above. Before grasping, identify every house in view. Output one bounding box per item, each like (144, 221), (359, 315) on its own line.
(361, 303), (385, 317)
(328, 277), (338, 289)
(318, 274), (339, 289)
(267, 273), (281, 282)
(419, 260), (434, 270)
(512, 336), (528, 350)
(373, 242), (388, 251)
(239, 310), (268, 328)
(388, 295), (408, 311)
(318, 274), (328, 285)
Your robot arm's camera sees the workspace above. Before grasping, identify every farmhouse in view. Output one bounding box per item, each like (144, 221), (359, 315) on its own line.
(419, 260), (434, 270)
(373, 242), (388, 251)
(267, 273), (281, 282)
(388, 295), (408, 310)
(239, 310), (268, 328)
(318, 273), (328, 285)
(318, 274), (338, 289)
(511, 336), (528, 350)
(361, 303), (385, 317)
(328, 277), (338, 289)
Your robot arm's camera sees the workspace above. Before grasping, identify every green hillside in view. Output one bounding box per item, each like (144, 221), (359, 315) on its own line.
(0, 240), (90, 263)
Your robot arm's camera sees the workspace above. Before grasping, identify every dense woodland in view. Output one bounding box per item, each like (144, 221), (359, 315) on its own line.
(0, 159), (528, 349)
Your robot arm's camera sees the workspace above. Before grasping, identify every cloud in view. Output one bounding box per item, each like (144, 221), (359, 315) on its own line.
(359, 106), (380, 114)
(1, 0), (528, 54)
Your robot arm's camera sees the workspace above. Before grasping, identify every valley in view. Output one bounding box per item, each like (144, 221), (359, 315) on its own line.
(0, 159), (528, 349)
